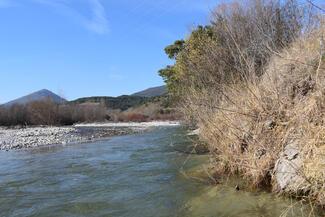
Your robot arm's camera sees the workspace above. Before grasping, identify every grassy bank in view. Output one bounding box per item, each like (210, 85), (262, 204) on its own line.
(201, 25), (325, 202)
(159, 0), (325, 207)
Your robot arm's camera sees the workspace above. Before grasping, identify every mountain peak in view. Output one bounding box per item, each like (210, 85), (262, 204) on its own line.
(38, 89), (51, 93)
(4, 89), (67, 107)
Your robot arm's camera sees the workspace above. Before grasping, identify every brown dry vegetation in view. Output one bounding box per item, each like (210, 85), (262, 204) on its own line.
(206, 17), (325, 205)
(160, 0), (325, 206)
(201, 24), (325, 189)
(0, 97), (178, 126)
(0, 99), (107, 126)
(108, 100), (180, 122)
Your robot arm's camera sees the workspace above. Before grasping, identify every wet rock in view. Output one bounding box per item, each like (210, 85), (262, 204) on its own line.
(273, 141), (306, 192)
(193, 143), (210, 155)
(188, 128), (200, 136)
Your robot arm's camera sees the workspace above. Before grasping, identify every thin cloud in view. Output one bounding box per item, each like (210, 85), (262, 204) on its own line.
(32, 0), (109, 34)
(85, 0), (109, 34)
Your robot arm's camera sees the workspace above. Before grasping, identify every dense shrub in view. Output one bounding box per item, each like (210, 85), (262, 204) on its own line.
(112, 105), (180, 122)
(118, 112), (149, 122)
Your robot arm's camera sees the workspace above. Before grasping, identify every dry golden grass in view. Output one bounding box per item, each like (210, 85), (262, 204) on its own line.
(191, 21), (325, 204)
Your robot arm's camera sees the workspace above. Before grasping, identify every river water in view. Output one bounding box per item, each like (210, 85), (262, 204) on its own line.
(0, 127), (320, 217)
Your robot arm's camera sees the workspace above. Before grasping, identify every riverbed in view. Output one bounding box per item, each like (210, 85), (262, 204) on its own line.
(0, 127), (321, 217)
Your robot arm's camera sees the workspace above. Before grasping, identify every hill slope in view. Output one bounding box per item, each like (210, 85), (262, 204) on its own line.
(4, 89), (66, 106)
(132, 85), (166, 97)
(71, 85), (168, 111)
(70, 95), (149, 111)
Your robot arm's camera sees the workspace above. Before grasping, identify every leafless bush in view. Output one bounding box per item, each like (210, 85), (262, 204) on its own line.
(116, 113), (149, 122)
(0, 104), (29, 126)
(27, 99), (59, 125)
(73, 102), (107, 123)
(111, 102), (180, 122)
(0, 99), (109, 126)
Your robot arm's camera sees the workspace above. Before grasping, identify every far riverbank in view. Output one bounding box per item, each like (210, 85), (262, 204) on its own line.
(0, 121), (180, 150)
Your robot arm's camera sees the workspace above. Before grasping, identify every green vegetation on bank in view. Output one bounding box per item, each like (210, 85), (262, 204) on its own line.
(159, 0), (325, 207)
(70, 95), (149, 111)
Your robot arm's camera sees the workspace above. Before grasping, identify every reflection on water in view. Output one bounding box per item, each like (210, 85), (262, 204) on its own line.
(0, 127), (321, 217)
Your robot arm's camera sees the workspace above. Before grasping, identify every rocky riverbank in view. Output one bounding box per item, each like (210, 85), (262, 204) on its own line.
(0, 121), (180, 150)
(0, 122), (177, 150)
(0, 126), (135, 150)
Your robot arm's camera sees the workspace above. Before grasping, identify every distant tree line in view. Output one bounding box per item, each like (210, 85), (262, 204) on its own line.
(0, 96), (179, 126)
(0, 99), (107, 126)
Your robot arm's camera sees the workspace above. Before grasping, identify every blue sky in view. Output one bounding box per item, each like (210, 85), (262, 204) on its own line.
(0, 0), (218, 103)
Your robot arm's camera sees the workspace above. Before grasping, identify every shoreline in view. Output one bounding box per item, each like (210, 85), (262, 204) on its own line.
(0, 121), (180, 150)
(74, 121), (181, 128)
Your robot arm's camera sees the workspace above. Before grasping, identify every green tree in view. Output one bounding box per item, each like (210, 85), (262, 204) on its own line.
(159, 40), (185, 98)
(164, 40), (185, 59)
(159, 26), (216, 99)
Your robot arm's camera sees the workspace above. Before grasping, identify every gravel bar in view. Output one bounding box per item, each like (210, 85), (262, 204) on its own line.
(0, 126), (141, 150)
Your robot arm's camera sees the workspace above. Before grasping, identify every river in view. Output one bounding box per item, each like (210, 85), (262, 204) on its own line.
(0, 127), (320, 217)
